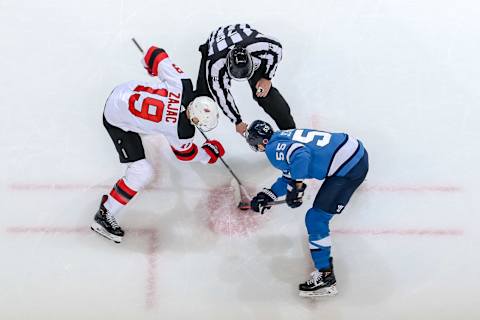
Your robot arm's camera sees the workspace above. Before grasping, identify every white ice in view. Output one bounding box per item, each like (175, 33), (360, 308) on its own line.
(0, 0), (479, 319)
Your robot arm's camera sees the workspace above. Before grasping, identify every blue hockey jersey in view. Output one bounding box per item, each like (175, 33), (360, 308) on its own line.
(265, 129), (366, 196)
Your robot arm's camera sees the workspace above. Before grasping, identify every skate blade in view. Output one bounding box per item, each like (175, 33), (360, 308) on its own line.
(91, 223), (122, 243)
(299, 285), (338, 298)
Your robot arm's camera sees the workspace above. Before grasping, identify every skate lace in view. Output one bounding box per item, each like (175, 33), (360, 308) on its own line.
(307, 270), (323, 285)
(106, 214), (120, 230)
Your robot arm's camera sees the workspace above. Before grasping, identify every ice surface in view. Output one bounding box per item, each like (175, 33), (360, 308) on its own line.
(1, 0), (479, 319)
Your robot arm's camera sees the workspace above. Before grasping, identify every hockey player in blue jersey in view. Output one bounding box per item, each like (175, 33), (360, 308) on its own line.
(246, 120), (369, 297)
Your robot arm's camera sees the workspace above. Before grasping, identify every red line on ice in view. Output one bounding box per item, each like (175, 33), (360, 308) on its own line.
(332, 228), (464, 236)
(8, 183), (157, 191)
(7, 226), (462, 237)
(8, 183), (462, 193)
(6, 226), (88, 234)
(360, 185), (462, 192)
(144, 229), (158, 310)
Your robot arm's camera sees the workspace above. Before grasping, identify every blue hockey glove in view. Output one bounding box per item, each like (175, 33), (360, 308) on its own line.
(286, 182), (307, 208)
(250, 188), (277, 214)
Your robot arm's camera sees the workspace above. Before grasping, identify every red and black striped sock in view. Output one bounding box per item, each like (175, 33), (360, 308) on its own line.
(107, 178), (138, 212)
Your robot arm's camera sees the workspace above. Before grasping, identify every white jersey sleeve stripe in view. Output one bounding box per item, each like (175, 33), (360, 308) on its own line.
(309, 236), (332, 249)
(286, 143), (305, 164)
(327, 136), (359, 177)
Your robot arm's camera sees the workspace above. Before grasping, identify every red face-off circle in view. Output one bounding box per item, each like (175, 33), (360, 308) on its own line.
(203, 185), (266, 236)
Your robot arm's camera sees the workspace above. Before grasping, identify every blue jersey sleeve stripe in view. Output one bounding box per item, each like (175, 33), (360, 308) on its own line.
(335, 142), (365, 177)
(282, 171), (292, 179)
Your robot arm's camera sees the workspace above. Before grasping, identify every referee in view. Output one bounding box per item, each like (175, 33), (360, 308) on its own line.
(195, 24), (296, 135)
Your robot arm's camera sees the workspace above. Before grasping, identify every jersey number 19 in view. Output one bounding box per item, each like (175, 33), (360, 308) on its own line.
(128, 85), (168, 123)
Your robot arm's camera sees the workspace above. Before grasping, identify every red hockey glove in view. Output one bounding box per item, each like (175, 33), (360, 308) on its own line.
(143, 46), (168, 76)
(201, 140), (225, 164)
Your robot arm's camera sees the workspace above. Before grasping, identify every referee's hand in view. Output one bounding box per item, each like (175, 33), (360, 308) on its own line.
(255, 78), (272, 98)
(235, 122), (248, 135)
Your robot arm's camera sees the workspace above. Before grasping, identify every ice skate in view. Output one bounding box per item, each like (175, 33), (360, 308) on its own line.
(299, 267), (338, 297)
(91, 195), (124, 243)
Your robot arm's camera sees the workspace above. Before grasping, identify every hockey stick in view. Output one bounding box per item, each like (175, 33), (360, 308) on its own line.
(196, 129), (251, 210)
(131, 38), (251, 210)
(131, 37), (144, 54)
(257, 200), (286, 215)
(268, 199), (287, 205)
(252, 194), (313, 213)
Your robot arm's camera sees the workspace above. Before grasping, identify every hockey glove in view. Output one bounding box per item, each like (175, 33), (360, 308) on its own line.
(142, 46), (167, 76)
(250, 188), (277, 214)
(201, 140), (225, 164)
(286, 181), (307, 209)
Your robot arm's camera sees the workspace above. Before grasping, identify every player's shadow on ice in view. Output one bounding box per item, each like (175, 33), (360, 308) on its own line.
(228, 233), (394, 308)
(331, 235), (394, 306)
(116, 191), (222, 257)
(96, 135), (282, 257)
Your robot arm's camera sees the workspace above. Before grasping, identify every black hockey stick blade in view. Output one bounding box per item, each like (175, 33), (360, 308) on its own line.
(237, 184), (251, 210)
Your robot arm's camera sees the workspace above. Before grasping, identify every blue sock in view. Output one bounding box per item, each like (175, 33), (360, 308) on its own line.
(305, 208), (334, 270)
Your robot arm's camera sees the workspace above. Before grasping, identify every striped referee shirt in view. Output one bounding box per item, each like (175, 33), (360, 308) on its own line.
(204, 24), (283, 124)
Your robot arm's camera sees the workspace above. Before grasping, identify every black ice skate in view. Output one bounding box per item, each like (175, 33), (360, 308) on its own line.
(299, 263), (338, 297)
(91, 195), (124, 243)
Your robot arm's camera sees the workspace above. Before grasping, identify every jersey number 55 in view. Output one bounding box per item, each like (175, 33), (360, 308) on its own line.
(275, 130), (332, 160)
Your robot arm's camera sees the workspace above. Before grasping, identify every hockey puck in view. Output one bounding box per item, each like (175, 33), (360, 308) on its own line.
(237, 201), (250, 211)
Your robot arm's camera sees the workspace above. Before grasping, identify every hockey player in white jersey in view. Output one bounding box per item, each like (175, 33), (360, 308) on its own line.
(91, 46), (225, 243)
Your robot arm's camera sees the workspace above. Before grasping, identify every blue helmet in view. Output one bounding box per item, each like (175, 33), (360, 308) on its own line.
(246, 120), (274, 151)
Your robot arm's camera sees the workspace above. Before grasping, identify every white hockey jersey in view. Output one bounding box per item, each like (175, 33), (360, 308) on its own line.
(104, 47), (211, 163)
